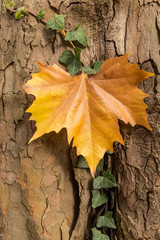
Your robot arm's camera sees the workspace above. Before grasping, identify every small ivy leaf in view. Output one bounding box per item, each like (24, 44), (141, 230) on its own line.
(93, 61), (104, 72)
(15, 6), (28, 19)
(18, 6), (28, 14)
(46, 14), (66, 30)
(74, 47), (81, 61)
(36, 9), (45, 21)
(67, 57), (81, 76)
(96, 158), (104, 172)
(92, 228), (110, 240)
(4, 0), (14, 9)
(83, 66), (97, 74)
(59, 50), (75, 65)
(93, 171), (117, 189)
(102, 169), (117, 188)
(93, 177), (106, 189)
(83, 61), (104, 75)
(65, 24), (87, 47)
(77, 155), (89, 168)
(15, 12), (23, 19)
(92, 190), (108, 208)
(97, 211), (116, 229)
(59, 50), (81, 76)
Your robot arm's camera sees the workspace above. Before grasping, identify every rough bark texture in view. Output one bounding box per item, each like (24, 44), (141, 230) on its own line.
(0, 0), (160, 240)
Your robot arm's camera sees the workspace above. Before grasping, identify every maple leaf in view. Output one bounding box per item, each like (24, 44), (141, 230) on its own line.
(23, 54), (154, 177)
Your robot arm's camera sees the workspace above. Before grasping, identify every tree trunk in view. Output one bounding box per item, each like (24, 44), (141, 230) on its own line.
(0, 0), (159, 240)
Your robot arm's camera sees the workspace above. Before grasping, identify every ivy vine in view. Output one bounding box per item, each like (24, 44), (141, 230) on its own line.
(4, 0), (104, 76)
(77, 152), (117, 239)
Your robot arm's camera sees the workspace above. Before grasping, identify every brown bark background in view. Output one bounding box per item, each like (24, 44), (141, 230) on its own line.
(0, 0), (160, 240)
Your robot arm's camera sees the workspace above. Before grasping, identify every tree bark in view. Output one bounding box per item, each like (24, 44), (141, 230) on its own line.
(0, 0), (159, 240)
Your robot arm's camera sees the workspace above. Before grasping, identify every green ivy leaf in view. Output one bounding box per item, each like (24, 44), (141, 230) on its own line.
(4, 0), (14, 9)
(92, 190), (108, 208)
(93, 61), (104, 72)
(83, 61), (104, 75)
(15, 6), (28, 19)
(67, 57), (81, 76)
(96, 158), (104, 172)
(59, 50), (81, 76)
(93, 170), (117, 189)
(83, 66), (96, 74)
(97, 211), (116, 229)
(74, 47), (81, 61)
(102, 169), (117, 185)
(65, 24), (87, 47)
(92, 228), (110, 240)
(59, 50), (75, 65)
(77, 155), (89, 168)
(36, 9), (45, 21)
(15, 12), (23, 19)
(46, 14), (66, 30)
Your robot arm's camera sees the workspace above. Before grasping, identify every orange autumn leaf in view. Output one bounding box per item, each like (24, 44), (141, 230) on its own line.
(23, 54), (154, 177)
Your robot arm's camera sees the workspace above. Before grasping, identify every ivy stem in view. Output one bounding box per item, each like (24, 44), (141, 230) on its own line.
(5, 6), (17, 13)
(5, 5), (75, 49)
(81, 64), (83, 73)
(5, 6), (47, 24)
(60, 29), (75, 49)
(93, 205), (105, 227)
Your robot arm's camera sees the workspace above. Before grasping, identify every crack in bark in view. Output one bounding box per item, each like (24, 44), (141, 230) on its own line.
(155, 14), (160, 45)
(41, 196), (49, 234)
(69, 173), (80, 239)
(146, 190), (152, 213)
(47, 0), (59, 13)
(66, 1), (88, 9)
(58, 1), (65, 12)
(105, 40), (119, 56)
(106, 0), (116, 32)
(141, 59), (160, 111)
(60, 223), (63, 240)
(51, 31), (57, 56)
(124, 2), (130, 53)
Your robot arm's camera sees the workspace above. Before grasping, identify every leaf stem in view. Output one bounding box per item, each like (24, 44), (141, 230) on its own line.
(5, 6), (47, 25)
(26, 10), (47, 25)
(81, 64), (83, 73)
(60, 29), (75, 49)
(5, 6), (17, 13)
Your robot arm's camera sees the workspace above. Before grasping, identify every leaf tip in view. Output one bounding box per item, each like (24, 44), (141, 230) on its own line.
(90, 168), (96, 178)
(28, 138), (32, 144)
(147, 72), (155, 78)
(28, 133), (37, 144)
